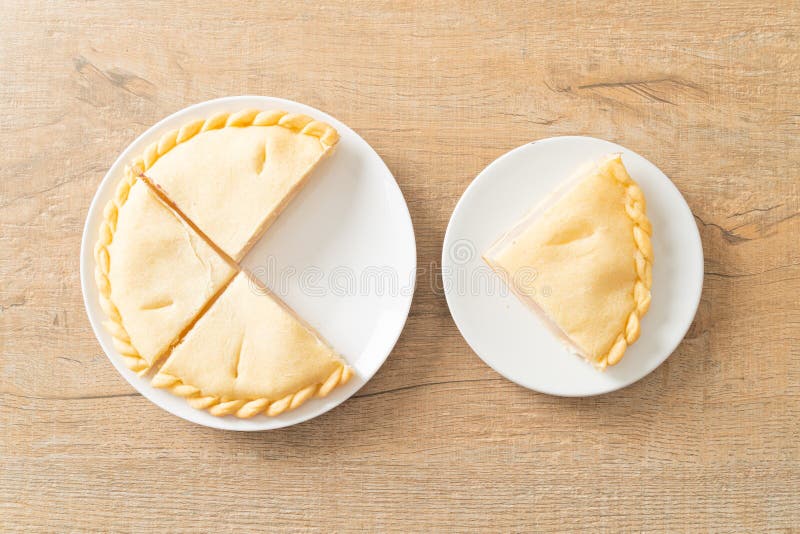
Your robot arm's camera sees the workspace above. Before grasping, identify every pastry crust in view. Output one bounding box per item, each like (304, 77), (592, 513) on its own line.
(94, 171), (147, 372)
(94, 176), (236, 374)
(153, 364), (353, 418)
(152, 272), (353, 418)
(604, 157), (653, 368)
(484, 154), (653, 369)
(131, 109), (339, 260)
(97, 109), (350, 417)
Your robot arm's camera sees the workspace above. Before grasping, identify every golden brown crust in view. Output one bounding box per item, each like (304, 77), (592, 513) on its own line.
(596, 159), (654, 369)
(93, 171), (150, 374)
(151, 364), (353, 418)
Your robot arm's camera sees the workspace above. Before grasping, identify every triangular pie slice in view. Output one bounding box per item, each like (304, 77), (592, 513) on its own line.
(152, 271), (352, 418)
(134, 109), (339, 261)
(483, 154), (653, 369)
(94, 177), (237, 374)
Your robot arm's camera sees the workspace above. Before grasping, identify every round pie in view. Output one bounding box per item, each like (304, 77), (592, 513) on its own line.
(95, 110), (352, 417)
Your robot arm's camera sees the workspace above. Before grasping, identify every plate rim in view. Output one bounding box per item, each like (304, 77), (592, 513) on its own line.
(442, 135), (704, 397)
(80, 95), (417, 430)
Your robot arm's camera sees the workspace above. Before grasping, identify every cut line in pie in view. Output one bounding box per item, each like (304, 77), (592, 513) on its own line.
(135, 109), (338, 261)
(94, 177), (236, 374)
(152, 271), (352, 418)
(483, 154), (653, 370)
(95, 109), (352, 417)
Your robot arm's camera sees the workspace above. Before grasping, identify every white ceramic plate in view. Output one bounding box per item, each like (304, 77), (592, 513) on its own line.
(81, 96), (416, 430)
(443, 136), (703, 396)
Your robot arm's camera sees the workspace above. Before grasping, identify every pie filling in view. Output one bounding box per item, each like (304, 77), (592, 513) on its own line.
(483, 254), (589, 360)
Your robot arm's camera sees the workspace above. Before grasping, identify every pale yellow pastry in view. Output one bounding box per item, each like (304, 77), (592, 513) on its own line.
(484, 154), (653, 369)
(94, 176), (236, 374)
(96, 109), (349, 417)
(134, 109), (339, 260)
(152, 271), (352, 418)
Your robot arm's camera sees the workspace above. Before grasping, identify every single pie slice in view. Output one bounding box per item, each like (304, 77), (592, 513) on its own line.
(134, 109), (339, 261)
(94, 177), (237, 374)
(483, 154), (653, 369)
(152, 271), (352, 418)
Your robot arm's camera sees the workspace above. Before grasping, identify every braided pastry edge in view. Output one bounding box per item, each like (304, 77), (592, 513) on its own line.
(595, 156), (654, 370)
(128, 109), (338, 175)
(151, 363), (354, 418)
(94, 171), (151, 374)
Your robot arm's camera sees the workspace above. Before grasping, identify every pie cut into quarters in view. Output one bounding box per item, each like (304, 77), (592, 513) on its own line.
(152, 271), (352, 418)
(95, 109), (352, 417)
(483, 154), (654, 370)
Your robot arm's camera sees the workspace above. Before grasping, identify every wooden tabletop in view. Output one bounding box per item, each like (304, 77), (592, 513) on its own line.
(2, 1), (799, 531)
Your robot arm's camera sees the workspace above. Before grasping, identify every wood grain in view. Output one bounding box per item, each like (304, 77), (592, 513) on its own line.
(1, 1), (798, 531)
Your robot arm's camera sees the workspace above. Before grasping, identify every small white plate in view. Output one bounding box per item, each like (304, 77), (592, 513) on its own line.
(81, 96), (416, 430)
(442, 136), (703, 396)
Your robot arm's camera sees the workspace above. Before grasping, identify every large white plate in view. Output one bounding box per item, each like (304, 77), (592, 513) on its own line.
(442, 136), (703, 396)
(81, 96), (416, 430)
